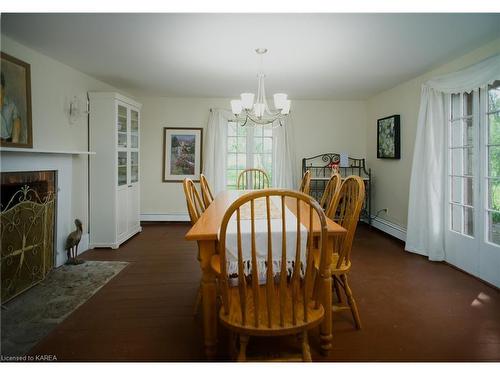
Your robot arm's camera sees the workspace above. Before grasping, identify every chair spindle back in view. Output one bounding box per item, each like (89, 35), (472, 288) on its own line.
(299, 170), (311, 195)
(200, 174), (214, 207)
(237, 168), (270, 190)
(182, 178), (205, 225)
(326, 175), (365, 268)
(319, 172), (342, 211)
(218, 189), (328, 329)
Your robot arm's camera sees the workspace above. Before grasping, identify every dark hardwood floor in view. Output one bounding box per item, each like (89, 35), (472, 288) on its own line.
(27, 223), (500, 361)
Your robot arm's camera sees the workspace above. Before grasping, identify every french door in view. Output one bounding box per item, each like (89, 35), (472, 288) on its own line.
(445, 81), (500, 287)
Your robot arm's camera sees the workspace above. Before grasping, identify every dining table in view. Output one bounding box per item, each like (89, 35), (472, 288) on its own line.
(185, 189), (347, 358)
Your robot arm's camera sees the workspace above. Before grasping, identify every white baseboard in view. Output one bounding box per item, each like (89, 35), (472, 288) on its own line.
(371, 217), (407, 242)
(140, 213), (190, 222)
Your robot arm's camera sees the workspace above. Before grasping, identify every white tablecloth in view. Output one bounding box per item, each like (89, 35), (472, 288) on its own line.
(220, 193), (308, 281)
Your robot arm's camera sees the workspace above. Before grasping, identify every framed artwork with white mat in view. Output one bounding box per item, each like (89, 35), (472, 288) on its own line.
(162, 127), (203, 182)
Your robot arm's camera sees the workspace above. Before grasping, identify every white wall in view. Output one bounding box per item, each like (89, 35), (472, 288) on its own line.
(366, 37), (500, 230)
(140, 38), (500, 224)
(138, 97), (367, 219)
(5, 31), (498, 237)
(0, 35), (122, 243)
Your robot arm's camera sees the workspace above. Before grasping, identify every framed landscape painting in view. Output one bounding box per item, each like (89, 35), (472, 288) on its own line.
(162, 127), (203, 182)
(0, 52), (33, 148)
(377, 115), (400, 159)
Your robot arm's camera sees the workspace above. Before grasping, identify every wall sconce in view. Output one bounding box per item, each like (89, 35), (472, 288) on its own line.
(68, 96), (89, 124)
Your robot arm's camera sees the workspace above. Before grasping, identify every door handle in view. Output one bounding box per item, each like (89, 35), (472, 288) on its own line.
(128, 184), (133, 188)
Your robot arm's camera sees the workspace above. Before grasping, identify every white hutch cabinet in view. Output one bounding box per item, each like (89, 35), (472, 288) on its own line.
(88, 92), (142, 249)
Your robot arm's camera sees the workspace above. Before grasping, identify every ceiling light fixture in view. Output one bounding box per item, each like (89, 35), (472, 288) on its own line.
(230, 48), (290, 127)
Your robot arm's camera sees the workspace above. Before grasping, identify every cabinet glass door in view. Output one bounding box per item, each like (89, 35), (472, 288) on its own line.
(117, 105), (128, 148)
(131, 151), (139, 183)
(130, 109), (139, 149)
(118, 151), (128, 186)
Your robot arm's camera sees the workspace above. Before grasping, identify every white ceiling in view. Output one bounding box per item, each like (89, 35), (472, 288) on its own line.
(2, 13), (500, 99)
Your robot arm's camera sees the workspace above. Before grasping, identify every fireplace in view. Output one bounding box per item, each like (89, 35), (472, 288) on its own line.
(1, 171), (57, 303)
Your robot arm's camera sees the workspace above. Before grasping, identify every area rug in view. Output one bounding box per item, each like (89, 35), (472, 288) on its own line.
(1, 260), (128, 358)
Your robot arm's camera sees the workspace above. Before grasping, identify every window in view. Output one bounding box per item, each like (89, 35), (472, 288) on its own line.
(226, 121), (273, 189)
(486, 80), (500, 245)
(449, 92), (475, 236)
(444, 77), (500, 286)
(447, 81), (500, 246)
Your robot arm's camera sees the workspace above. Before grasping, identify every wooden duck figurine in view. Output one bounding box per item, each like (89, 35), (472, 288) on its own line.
(65, 219), (84, 265)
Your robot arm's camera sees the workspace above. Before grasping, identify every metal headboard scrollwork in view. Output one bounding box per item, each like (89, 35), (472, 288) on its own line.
(1, 185), (56, 303)
(302, 153), (372, 224)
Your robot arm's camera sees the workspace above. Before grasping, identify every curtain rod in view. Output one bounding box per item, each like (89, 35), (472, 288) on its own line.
(209, 107), (231, 113)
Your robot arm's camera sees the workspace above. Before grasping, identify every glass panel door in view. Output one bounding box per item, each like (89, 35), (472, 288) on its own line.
(446, 82), (500, 287)
(480, 80), (500, 287)
(130, 109), (139, 149)
(485, 81), (500, 245)
(131, 151), (139, 183)
(445, 91), (479, 275)
(117, 105), (128, 148)
(449, 93), (475, 237)
(118, 151), (128, 186)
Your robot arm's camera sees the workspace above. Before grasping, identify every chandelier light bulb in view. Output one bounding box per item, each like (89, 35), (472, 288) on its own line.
(240, 93), (255, 110)
(230, 100), (243, 115)
(281, 100), (291, 115)
(273, 93), (287, 110)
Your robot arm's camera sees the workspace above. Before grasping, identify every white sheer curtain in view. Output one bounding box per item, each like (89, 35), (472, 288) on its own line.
(204, 109), (297, 193)
(406, 53), (500, 260)
(272, 114), (298, 189)
(203, 109), (232, 194)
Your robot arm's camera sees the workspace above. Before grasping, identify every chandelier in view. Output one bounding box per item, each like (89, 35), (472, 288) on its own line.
(230, 48), (291, 127)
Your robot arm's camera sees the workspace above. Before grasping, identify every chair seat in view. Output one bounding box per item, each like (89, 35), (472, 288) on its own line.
(312, 248), (351, 274)
(219, 284), (324, 336)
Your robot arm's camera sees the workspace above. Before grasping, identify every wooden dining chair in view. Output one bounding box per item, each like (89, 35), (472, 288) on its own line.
(323, 175), (365, 329)
(299, 170), (311, 195)
(183, 178), (205, 224)
(237, 168), (270, 190)
(319, 172), (342, 211)
(182, 178), (206, 314)
(213, 189), (328, 361)
(200, 174), (214, 208)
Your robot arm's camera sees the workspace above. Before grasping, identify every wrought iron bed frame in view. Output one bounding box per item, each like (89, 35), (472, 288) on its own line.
(302, 153), (372, 225)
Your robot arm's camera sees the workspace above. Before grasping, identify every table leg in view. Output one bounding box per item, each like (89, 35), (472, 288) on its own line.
(320, 236), (334, 355)
(199, 240), (217, 359)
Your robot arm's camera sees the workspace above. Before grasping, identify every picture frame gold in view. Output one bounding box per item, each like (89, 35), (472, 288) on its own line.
(1, 52), (33, 149)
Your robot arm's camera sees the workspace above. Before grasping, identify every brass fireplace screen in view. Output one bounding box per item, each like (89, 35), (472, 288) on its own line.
(1, 185), (55, 303)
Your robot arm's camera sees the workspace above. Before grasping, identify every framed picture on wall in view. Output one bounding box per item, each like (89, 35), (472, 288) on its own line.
(162, 127), (203, 182)
(377, 114), (400, 159)
(1, 52), (33, 148)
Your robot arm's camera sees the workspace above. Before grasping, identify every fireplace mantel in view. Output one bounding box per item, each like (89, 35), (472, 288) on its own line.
(1, 147), (95, 155)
